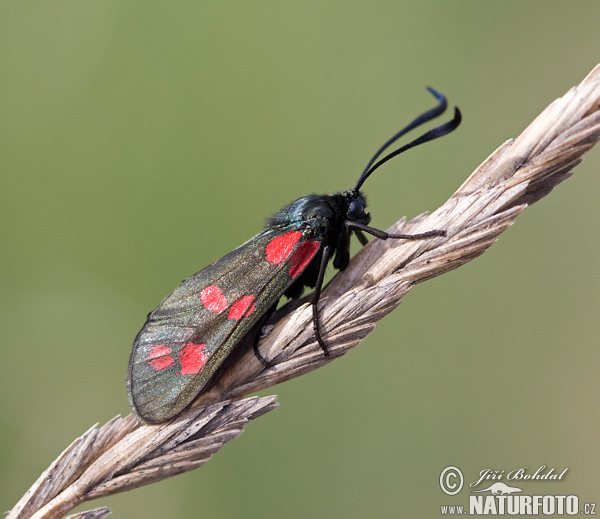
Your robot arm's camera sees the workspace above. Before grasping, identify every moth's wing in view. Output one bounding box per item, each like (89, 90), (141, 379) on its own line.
(128, 226), (321, 423)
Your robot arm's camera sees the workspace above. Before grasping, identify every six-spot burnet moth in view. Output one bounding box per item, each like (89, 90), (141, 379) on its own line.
(127, 88), (461, 423)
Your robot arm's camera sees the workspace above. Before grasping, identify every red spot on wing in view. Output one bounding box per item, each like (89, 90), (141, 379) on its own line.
(200, 285), (228, 313)
(228, 294), (256, 321)
(148, 344), (174, 371)
(266, 231), (302, 264)
(289, 240), (320, 279)
(179, 342), (208, 375)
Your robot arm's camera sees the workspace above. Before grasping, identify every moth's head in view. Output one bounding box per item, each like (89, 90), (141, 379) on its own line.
(342, 189), (370, 225)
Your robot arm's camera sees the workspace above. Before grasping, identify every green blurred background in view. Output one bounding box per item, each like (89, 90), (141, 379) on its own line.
(1, 1), (599, 517)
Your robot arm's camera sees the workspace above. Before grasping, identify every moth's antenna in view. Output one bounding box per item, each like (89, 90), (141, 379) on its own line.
(354, 88), (461, 191)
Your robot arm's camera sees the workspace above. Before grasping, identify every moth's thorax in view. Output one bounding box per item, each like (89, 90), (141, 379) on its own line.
(267, 191), (370, 232)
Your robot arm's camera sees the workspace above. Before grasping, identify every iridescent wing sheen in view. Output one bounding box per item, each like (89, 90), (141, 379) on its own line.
(127, 225), (321, 423)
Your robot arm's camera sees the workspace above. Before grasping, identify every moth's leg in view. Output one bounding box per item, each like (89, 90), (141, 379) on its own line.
(253, 303), (278, 368)
(311, 245), (332, 356)
(333, 220), (351, 270)
(355, 229), (369, 246)
(346, 221), (445, 240)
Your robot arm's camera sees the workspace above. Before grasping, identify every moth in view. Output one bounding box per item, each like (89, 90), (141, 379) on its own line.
(128, 88), (460, 423)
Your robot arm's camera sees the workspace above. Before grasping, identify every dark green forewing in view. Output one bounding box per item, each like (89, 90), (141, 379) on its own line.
(128, 225), (321, 423)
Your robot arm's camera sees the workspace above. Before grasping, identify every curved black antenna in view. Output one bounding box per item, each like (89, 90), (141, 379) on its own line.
(355, 87), (449, 191)
(355, 107), (461, 189)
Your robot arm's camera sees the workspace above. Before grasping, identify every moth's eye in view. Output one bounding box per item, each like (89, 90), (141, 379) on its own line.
(348, 200), (364, 218)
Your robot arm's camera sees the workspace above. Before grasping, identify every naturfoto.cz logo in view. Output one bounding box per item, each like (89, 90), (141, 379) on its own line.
(439, 465), (596, 516)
